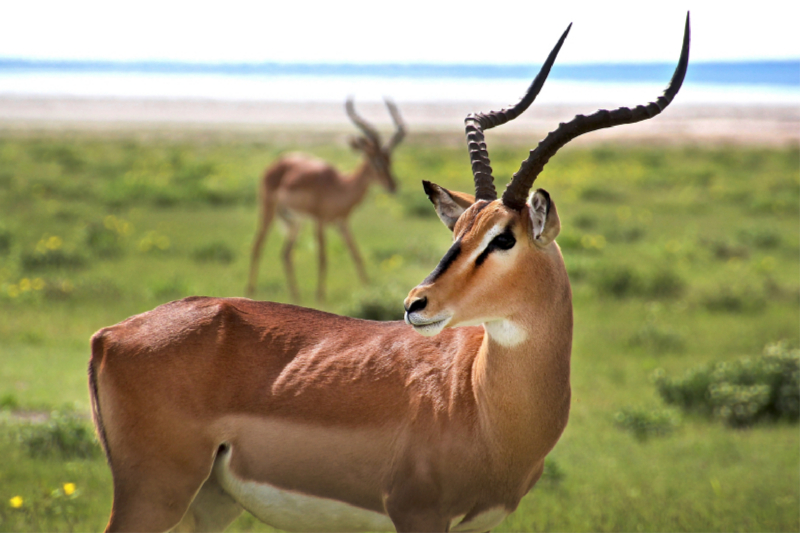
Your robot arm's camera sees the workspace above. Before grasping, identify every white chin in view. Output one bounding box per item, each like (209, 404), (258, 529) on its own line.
(412, 319), (448, 337)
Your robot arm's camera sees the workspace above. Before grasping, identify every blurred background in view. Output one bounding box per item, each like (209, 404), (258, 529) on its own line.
(0, 1), (797, 531)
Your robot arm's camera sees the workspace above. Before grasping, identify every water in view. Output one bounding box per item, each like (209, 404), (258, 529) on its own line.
(0, 60), (797, 105)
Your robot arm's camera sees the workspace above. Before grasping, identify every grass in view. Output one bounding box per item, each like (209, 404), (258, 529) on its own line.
(0, 128), (797, 531)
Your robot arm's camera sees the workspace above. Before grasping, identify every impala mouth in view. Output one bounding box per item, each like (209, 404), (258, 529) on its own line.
(404, 313), (451, 336)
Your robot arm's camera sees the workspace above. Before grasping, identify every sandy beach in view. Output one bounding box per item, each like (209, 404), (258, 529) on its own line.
(0, 96), (797, 146)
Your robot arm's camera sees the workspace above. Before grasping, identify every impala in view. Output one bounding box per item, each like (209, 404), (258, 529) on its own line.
(89, 15), (689, 533)
(246, 98), (406, 302)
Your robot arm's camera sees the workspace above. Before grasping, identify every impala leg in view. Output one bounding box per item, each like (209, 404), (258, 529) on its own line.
(246, 196), (276, 297)
(281, 221), (302, 303)
(337, 220), (369, 284)
(316, 221), (327, 303)
(385, 474), (450, 533)
(388, 511), (450, 533)
(172, 469), (243, 533)
(105, 453), (215, 533)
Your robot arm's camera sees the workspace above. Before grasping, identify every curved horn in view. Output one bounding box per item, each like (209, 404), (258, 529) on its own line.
(345, 97), (381, 145)
(466, 24), (572, 202)
(384, 98), (406, 151)
(502, 12), (691, 211)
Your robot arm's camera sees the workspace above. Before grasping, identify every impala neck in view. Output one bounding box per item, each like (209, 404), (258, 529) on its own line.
(340, 159), (376, 208)
(472, 267), (572, 466)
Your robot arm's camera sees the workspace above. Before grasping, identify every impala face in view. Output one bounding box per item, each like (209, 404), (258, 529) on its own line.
(405, 188), (561, 338)
(353, 139), (397, 194)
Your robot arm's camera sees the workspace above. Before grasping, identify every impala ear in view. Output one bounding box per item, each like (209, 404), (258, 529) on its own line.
(528, 189), (560, 245)
(422, 181), (475, 232)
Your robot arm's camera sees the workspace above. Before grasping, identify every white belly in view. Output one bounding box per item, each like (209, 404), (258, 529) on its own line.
(214, 447), (508, 532)
(215, 446), (395, 532)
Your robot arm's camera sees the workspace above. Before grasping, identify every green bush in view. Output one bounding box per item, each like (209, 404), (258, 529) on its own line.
(701, 284), (767, 313)
(572, 214), (597, 230)
(593, 265), (683, 299)
(148, 276), (192, 302)
(344, 284), (406, 321)
(614, 406), (681, 441)
(629, 323), (686, 354)
(709, 239), (749, 260)
(192, 241), (236, 264)
(738, 227), (782, 249)
(401, 190), (436, 219)
(0, 393), (19, 410)
(85, 223), (125, 259)
(654, 342), (800, 427)
(605, 226), (645, 243)
(539, 457), (565, 486)
(0, 225), (12, 255)
(18, 410), (101, 459)
(594, 265), (642, 298)
(647, 268), (686, 299)
(21, 248), (86, 272)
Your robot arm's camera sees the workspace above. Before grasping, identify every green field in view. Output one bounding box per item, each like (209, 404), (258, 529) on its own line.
(0, 128), (797, 532)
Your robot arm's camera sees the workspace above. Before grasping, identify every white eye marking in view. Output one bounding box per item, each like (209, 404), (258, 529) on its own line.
(464, 224), (504, 265)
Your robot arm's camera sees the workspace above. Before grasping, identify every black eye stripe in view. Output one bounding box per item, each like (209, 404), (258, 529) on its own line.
(475, 228), (516, 267)
(423, 240), (462, 284)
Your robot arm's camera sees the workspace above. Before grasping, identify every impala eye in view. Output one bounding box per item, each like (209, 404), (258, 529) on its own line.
(476, 229), (516, 266)
(491, 232), (516, 250)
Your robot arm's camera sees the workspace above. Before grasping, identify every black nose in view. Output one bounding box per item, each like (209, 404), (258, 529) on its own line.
(405, 297), (427, 314)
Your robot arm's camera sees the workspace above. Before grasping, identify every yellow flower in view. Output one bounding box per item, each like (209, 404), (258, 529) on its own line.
(9, 495), (23, 508)
(63, 483), (76, 496)
(46, 235), (63, 250)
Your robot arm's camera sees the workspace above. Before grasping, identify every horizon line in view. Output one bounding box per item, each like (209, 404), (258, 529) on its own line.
(1, 58), (798, 87)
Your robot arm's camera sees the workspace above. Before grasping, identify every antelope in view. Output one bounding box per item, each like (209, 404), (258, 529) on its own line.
(88, 14), (689, 533)
(246, 98), (406, 302)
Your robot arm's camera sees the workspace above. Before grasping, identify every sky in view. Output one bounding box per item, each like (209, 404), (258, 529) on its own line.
(1, 1), (799, 65)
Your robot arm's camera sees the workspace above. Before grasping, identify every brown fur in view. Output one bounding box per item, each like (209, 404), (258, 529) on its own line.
(91, 188), (572, 532)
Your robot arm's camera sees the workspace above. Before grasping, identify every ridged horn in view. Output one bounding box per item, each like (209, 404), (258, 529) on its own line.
(345, 97), (381, 145)
(466, 24), (571, 202)
(502, 12), (691, 211)
(384, 98), (406, 151)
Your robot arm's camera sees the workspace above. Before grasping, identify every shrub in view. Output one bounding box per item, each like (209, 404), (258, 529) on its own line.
(0, 225), (12, 255)
(0, 393), (19, 410)
(344, 284), (406, 321)
(738, 227), (782, 249)
(629, 323), (686, 354)
(555, 231), (583, 252)
(401, 191), (436, 219)
(654, 341), (800, 427)
(539, 457), (565, 486)
(192, 242), (236, 264)
(605, 226), (645, 243)
(148, 276), (192, 302)
(18, 410), (101, 459)
(701, 284), (767, 313)
(580, 186), (622, 202)
(85, 223), (125, 258)
(646, 268), (686, 299)
(594, 265), (642, 298)
(21, 236), (86, 272)
(709, 240), (749, 260)
(572, 214), (597, 230)
(614, 406), (681, 441)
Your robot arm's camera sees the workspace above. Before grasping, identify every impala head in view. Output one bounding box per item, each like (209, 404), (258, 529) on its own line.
(405, 184), (563, 339)
(346, 98), (406, 194)
(405, 14), (690, 338)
